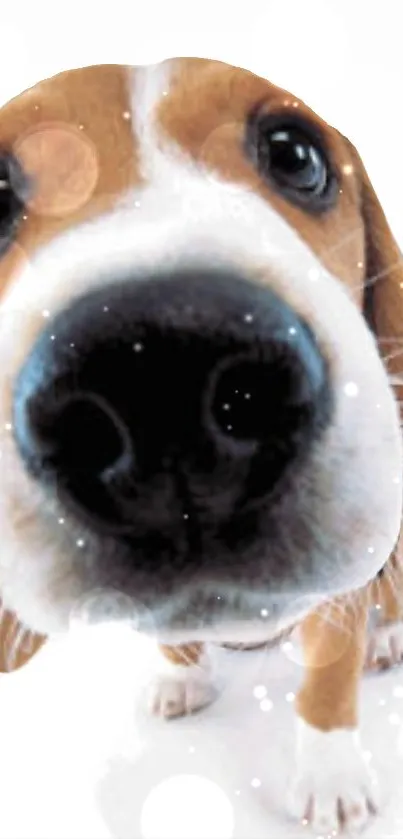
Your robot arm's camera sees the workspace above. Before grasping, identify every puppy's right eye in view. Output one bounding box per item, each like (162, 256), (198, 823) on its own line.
(0, 152), (30, 256)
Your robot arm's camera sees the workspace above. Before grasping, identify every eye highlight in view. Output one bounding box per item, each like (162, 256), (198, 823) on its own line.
(245, 109), (338, 212)
(0, 152), (30, 256)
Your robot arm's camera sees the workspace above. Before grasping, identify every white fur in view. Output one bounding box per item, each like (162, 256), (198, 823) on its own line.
(367, 621), (403, 668)
(0, 60), (401, 635)
(288, 718), (379, 833)
(147, 644), (215, 718)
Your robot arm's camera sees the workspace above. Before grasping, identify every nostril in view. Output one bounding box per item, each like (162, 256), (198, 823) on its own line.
(25, 393), (129, 477)
(16, 391), (138, 532)
(206, 331), (326, 451)
(208, 356), (281, 445)
(49, 396), (127, 474)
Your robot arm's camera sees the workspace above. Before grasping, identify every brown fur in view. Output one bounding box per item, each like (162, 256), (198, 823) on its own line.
(0, 608), (44, 671)
(159, 642), (205, 666)
(295, 593), (369, 731)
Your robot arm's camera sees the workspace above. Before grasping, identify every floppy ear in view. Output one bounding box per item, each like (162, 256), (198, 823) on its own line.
(0, 605), (45, 672)
(344, 139), (403, 592)
(344, 138), (403, 391)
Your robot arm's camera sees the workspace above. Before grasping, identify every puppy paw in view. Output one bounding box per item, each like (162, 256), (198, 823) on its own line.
(287, 720), (379, 834)
(147, 654), (216, 719)
(366, 621), (403, 670)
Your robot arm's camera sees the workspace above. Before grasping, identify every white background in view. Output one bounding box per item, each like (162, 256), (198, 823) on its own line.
(1, 0), (403, 837)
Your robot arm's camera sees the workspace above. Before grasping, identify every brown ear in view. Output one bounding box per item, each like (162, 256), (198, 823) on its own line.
(0, 603), (45, 672)
(344, 138), (403, 388)
(345, 139), (403, 585)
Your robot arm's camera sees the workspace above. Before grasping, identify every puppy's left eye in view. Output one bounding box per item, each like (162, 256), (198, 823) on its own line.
(245, 112), (336, 211)
(0, 152), (29, 256)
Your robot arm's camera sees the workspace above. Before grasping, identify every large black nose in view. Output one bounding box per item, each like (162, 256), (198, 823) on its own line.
(13, 269), (332, 535)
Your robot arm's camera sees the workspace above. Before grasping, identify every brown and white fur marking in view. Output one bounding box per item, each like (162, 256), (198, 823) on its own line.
(0, 58), (402, 834)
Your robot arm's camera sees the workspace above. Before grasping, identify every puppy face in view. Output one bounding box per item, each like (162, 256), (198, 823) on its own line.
(0, 58), (401, 643)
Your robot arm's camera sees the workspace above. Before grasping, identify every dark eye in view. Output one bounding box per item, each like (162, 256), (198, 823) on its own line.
(245, 111), (336, 211)
(0, 152), (29, 255)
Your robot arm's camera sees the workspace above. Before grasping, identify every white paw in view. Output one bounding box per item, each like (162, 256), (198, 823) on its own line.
(287, 720), (379, 834)
(366, 621), (403, 670)
(148, 655), (216, 719)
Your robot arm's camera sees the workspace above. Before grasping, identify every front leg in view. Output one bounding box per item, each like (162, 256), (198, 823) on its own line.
(148, 642), (216, 718)
(288, 592), (379, 835)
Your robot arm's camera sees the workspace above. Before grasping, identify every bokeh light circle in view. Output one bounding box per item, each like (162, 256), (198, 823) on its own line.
(14, 122), (99, 217)
(141, 774), (235, 839)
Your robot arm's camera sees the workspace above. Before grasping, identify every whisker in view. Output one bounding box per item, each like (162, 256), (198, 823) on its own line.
(350, 256), (403, 296)
(382, 348), (403, 364)
(389, 375), (403, 387)
(319, 226), (363, 262)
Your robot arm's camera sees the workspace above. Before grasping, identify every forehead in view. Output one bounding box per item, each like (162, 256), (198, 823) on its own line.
(0, 58), (364, 294)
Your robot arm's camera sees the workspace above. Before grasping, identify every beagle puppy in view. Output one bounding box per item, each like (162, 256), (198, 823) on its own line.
(0, 58), (402, 835)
